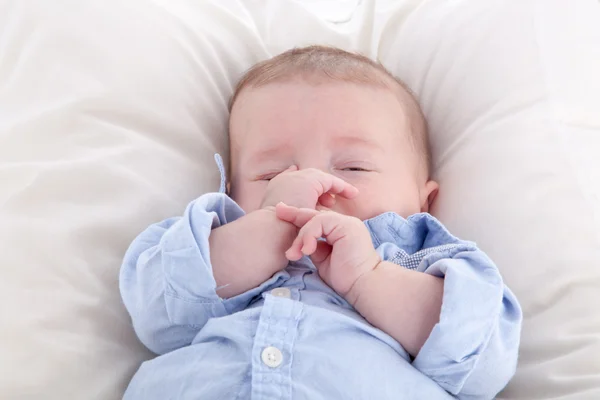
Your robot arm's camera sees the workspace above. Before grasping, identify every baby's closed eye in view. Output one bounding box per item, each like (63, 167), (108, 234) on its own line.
(334, 158), (377, 173)
(342, 167), (370, 172)
(257, 172), (280, 181)
(256, 165), (299, 181)
(336, 162), (376, 173)
(334, 162), (378, 180)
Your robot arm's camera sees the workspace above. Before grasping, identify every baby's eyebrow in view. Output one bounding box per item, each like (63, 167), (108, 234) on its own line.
(334, 135), (383, 152)
(249, 145), (289, 165)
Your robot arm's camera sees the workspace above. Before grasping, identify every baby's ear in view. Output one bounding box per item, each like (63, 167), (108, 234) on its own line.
(420, 180), (439, 213)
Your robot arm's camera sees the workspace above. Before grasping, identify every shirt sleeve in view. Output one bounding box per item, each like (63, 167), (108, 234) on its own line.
(367, 213), (522, 399)
(411, 245), (522, 400)
(119, 193), (287, 355)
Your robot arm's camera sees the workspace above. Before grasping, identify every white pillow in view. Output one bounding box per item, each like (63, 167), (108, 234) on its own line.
(1, 0), (598, 399)
(0, 1), (266, 397)
(378, 0), (600, 398)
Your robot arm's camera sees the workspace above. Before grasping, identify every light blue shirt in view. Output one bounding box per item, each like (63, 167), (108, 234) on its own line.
(120, 160), (522, 399)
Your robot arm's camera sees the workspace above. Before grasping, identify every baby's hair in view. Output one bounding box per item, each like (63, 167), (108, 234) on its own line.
(229, 45), (431, 176)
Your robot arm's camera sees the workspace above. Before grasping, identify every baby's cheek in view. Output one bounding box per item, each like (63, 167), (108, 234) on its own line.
(231, 184), (266, 213)
(348, 188), (407, 221)
(391, 197), (423, 219)
(334, 196), (374, 221)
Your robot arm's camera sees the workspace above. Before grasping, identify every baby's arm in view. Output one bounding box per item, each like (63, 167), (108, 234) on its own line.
(119, 193), (294, 355)
(346, 262), (443, 357)
(210, 206), (296, 298)
(348, 248), (522, 400)
(277, 205), (521, 400)
(209, 167), (358, 298)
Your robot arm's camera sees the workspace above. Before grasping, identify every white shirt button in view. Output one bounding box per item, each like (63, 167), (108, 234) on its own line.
(261, 346), (283, 368)
(270, 287), (291, 299)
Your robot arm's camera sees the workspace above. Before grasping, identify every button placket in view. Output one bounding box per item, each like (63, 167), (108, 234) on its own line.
(271, 287), (291, 299)
(251, 295), (303, 398)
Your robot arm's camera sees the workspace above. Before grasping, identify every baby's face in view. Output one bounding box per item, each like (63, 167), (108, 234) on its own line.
(228, 81), (438, 220)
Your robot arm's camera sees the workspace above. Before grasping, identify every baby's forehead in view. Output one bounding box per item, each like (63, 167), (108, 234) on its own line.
(232, 78), (410, 127)
(234, 75), (418, 132)
(233, 79), (428, 175)
(231, 77), (415, 134)
(232, 83), (410, 149)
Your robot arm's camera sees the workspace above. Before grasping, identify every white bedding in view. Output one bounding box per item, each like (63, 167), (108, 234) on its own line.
(1, 0), (599, 398)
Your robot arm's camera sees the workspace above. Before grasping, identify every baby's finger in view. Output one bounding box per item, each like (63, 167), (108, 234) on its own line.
(316, 173), (359, 199)
(286, 213), (330, 261)
(285, 235), (305, 261)
(301, 234), (319, 256)
(281, 165), (299, 174)
(318, 193), (336, 208)
(295, 216), (327, 255)
(296, 211), (350, 248)
(276, 203), (320, 227)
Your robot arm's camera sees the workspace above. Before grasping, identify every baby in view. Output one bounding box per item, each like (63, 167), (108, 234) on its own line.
(120, 46), (522, 399)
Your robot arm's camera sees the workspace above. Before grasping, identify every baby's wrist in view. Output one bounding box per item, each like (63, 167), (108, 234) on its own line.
(254, 206), (288, 225)
(344, 257), (382, 307)
(252, 207), (297, 241)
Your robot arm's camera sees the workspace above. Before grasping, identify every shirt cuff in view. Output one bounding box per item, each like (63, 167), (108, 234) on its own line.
(412, 247), (521, 397)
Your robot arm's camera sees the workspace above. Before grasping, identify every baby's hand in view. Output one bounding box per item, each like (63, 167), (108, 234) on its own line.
(260, 166), (359, 210)
(275, 203), (381, 298)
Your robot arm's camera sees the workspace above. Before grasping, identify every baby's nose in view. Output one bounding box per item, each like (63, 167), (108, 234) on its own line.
(296, 165), (332, 175)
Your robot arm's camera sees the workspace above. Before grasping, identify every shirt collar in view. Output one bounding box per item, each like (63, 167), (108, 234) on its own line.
(364, 212), (466, 253)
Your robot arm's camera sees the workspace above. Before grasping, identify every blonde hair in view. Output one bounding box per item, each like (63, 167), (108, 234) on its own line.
(229, 45), (431, 175)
